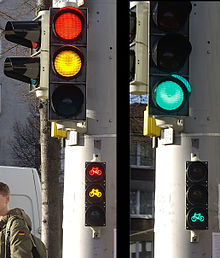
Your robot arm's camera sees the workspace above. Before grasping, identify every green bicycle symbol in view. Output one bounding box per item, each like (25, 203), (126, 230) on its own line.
(191, 212), (204, 222)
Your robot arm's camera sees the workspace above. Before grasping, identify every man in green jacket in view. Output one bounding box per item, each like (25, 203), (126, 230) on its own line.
(0, 182), (34, 258)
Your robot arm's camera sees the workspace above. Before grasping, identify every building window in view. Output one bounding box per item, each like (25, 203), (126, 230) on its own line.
(130, 241), (153, 258)
(130, 141), (155, 168)
(130, 190), (154, 218)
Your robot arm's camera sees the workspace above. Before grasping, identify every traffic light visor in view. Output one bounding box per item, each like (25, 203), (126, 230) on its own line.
(53, 7), (85, 40)
(53, 45), (83, 78)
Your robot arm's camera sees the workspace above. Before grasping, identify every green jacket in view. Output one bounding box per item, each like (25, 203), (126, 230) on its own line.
(0, 208), (34, 258)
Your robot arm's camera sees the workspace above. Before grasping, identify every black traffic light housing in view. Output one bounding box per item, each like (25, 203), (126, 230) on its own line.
(4, 21), (41, 48)
(3, 20), (41, 86)
(3, 11), (50, 97)
(48, 7), (87, 122)
(149, 1), (192, 117)
(186, 161), (208, 230)
(85, 162), (106, 227)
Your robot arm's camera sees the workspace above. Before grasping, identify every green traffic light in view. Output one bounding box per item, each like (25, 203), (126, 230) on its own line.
(191, 212), (205, 222)
(156, 80), (184, 111)
(154, 74), (191, 112)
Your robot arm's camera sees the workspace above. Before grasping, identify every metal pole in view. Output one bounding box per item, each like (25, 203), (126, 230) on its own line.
(154, 2), (220, 257)
(62, 0), (116, 257)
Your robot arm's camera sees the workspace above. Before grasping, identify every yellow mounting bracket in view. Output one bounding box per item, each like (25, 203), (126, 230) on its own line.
(51, 122), (67, 139)
(143, 106), (161, 138)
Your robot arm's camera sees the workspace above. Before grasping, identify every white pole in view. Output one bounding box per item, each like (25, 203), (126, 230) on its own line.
(62, 0), (116, 257)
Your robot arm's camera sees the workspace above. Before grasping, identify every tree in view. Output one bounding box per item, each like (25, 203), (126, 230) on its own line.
(9, 114), (41, 169)
(36, 0), (62, 256)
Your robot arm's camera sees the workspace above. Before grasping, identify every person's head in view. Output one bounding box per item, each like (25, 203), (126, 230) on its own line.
(0, 182), (10, 216)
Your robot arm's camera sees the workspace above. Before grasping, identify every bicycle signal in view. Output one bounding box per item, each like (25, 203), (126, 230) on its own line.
(186, 161), (208, 230)
(85, 161), (106, 226)
(89, 167), (102, 176)
(191, 212), (204, 222)
(89, 188), (102, 198)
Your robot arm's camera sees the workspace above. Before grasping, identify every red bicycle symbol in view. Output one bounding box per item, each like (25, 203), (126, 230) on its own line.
(89, 166), (102, 176)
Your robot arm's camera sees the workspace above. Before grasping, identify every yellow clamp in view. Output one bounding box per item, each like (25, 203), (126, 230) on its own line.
(143, 106), (161, 138)
(51, 122), (67, 139)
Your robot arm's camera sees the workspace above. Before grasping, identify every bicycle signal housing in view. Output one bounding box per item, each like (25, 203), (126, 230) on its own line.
(186, 160), (208, 230)
(85, 161), (106, 227)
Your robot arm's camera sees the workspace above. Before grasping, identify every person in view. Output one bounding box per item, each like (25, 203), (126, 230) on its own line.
(0, 182), (34, 258)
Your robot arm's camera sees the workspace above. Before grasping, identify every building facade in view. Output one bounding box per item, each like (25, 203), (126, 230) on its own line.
(130, 103), (155, 258)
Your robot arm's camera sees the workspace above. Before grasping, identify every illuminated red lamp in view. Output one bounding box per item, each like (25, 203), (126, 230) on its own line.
(89, 166), (103, 176)
(53, 7), (85, 41)
(86, 162), (105, 182)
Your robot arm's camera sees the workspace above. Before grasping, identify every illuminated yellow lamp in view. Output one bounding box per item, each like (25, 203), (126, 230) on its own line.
(51, 122), (67, 139)
(143, 106), (161, 138)
(89, 188), (102, 198)
(54, 47), (82, 77)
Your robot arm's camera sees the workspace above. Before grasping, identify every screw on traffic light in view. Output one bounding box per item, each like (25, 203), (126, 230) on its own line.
(85, 162), (106, 227)
(186, 161), (208, 230)
(49, 7), (87, 122)
(3, 12), (49, 97)
(149, 1), (192, 117)
(129, 1), (149, 95)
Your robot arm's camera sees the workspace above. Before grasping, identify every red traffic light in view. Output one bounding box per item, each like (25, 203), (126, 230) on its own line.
(85, 162), (106, 181)
(89, 166), (103, 176)
(53, 7), (85, 41)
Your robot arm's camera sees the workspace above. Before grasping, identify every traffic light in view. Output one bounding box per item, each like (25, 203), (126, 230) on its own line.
(85, 162), (106, 227)
(149, 2), (192, 117)
(129, 1), (149, 95)
(3, 11), (49, 98)
(186, 161), (208, 230)
(49, 7), (87, 122)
